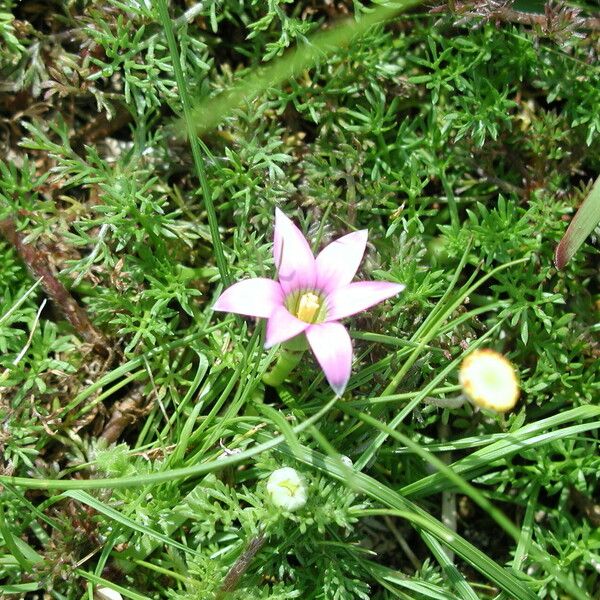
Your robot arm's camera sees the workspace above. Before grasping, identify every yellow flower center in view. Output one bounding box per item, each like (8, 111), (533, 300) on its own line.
(296, 292), (320, 322)
(285, 290), (327, 323)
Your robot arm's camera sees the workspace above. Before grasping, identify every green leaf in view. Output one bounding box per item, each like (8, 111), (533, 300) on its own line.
(555, 175), (600, 269)
(76, 570), (151, 600)
(0, 503), (43, 570)
(0, 582), (42, 594)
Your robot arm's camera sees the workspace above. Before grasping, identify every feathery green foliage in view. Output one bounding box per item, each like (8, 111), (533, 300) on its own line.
(0, 1), (598, 599)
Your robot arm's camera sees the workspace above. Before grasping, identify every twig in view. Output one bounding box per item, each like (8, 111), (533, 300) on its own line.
(0, 218), (109, 354)
(384, 515), (422, 570)
(216, 533), (267, 598)
(431, 1), (600, 32)
(476, 167), (525, 197)
(100, 384), (151, 444)
(569, 487), (600, 527)
(495, 5), (599, 31)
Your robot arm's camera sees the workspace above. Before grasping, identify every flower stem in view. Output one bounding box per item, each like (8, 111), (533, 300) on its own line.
(263, 347), (305, 387)
(263, 336), (308, 387)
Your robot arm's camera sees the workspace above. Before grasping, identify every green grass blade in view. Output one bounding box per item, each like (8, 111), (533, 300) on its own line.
(0, 504), (40, 570)
(0, 582), (42, 594)
(156, 0), (230, 286)
(76, 570), (151, 600)
(354, 256), (528, 470)
(62, 490), (201, 557)
(421, 532), (480, 600)
(401, 406), (600, 498)
(555, 174), (600, 269)
(264, 434), (591, 600)
(0, 397), (339, 490)
(178, 0), (422, 137)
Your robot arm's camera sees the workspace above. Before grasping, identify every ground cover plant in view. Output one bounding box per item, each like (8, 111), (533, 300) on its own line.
(0, 0), (598, 598)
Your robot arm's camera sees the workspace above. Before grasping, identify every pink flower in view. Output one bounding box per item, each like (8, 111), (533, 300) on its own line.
(214, 209), (404, 395)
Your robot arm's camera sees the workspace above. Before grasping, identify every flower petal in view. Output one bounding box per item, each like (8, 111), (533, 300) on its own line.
(273, 208), (316, 294)
(213, 278), (283, 318)
(265, 305), (309, 348)
(306, 322), (352, 395)
(326, 281), (405, 321)
(315, 230), (368, 294)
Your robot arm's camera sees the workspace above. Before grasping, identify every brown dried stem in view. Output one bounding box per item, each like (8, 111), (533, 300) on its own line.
(0, 217), (109, 354)
(100, 385), (151, 444)
(431, 1), (600, 32)
(216, 533), (267, 598)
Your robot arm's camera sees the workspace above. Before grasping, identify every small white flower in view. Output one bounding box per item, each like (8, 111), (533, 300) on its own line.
(266, 467), (307, 512)
(459, 349), (520, 412)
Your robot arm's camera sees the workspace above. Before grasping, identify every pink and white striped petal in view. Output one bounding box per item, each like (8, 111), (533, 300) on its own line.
(306, 322), (352, 396)
(213, 278), (284, 318)
(326, 281), (405, 321)
(265, 305), (310, 348)
(273, 208), (316, 294)
(315, 230), (368, 294)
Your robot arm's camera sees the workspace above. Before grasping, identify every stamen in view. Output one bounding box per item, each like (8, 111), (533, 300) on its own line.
(296, 292), (321, 323)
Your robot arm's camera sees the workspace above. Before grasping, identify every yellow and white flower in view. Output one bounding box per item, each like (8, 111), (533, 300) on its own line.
(459, 349), (520, 412)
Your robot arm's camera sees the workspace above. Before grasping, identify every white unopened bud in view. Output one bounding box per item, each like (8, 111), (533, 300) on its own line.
(340, 455), (353, 468)
(459, 349), (520, 412)
(95, 587), (123, 600)
(266, 467), (307, 511)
